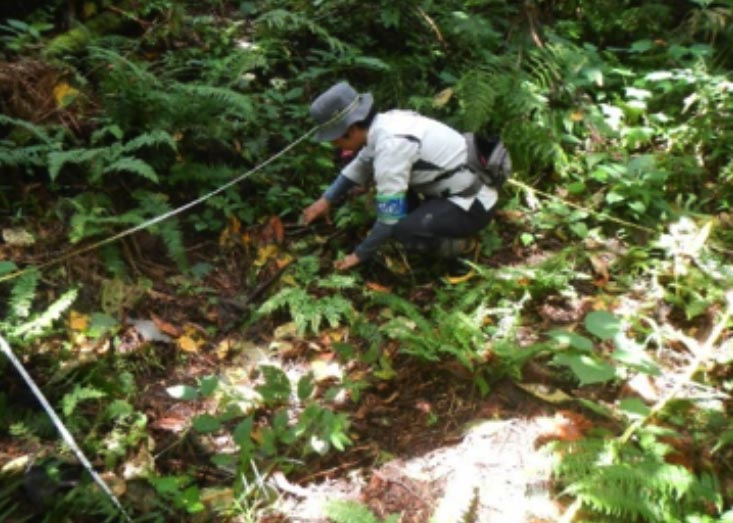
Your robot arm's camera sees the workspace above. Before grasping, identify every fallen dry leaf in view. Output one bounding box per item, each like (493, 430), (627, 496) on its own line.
(260, 215), (285, 245)
(152, 416), (189, 433)
(366, 281), (391, 293)
(535, 410), (593, 447)
(178, 335), (202, 353)
(517, 383), (574, 404)
(69, 310), (89, 332)
(255, 244), (279, 267)
(151, 313), (182, 337)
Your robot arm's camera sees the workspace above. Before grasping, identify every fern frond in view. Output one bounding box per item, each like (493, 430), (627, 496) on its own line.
(48, 148), (106, 181)
(104, 157), (159, 183)
(455, 68), (498, 131)
(256, 9), (347, 53)
(0, 142), (55, 168)
(62, 385), (107, 417)
(121, 130), (177, 154)
(182, 85), (254, 118)
(0, 114), (53, 144)
(8, 269), (40, 320)
(12, 288), (78, 341)
(88, 46), (160, 87)
(133, 191), (188, 270)
(553, 436), (723, 523)
(259, 287), (353, 335)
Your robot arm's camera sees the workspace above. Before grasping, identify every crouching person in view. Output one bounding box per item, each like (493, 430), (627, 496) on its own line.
(301, 81), (499, 275)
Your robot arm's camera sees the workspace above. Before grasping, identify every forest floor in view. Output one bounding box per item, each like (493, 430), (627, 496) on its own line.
(0, 212), (668, 522)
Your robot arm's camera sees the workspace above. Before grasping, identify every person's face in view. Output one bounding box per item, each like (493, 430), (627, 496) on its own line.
(332, 125), (365, 151)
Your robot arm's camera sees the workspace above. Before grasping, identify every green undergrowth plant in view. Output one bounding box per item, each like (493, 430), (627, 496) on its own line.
(257, 256), (357, 334)
(324, 499), (398, 523)
(552, 434), (724, 523)
(162, 363), (355, 509)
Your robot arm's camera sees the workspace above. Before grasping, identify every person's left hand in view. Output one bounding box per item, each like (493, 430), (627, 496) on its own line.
(334, 253), (360, 271)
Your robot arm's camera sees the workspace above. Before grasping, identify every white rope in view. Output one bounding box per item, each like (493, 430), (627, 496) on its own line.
(0, 333), (133, 522)
(0, 126), (319, 284)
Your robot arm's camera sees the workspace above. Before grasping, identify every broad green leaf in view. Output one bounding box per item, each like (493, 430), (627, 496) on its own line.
(198, 375), (219, 397)
(584, 311), (621, 340)
(0, 261), (17, 275)
(554, 353), (617, 385)
(629, 39), (653, 53)
(549, 330), (594, 352)
(569, 222), (588, 239)
(166, 384), (198, 400)
(612, 334), (660, 375)
(107, 399), (133, 419)
(577, 398), (615, 419)
(618, 397), (651, 419)
(297, 374), (314, 401)
(193, 414), (221, 433)
(87, 312), (119, 338)
(257, 365), (291, 405)
(233, 417), (254, 447)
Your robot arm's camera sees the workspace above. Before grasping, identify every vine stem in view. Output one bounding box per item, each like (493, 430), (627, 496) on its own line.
(618, 293), (732, 445)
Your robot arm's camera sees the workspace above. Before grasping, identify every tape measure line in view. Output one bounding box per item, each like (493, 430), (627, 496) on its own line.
(0, 333), (133, 522)
(0, 127), (318, 284)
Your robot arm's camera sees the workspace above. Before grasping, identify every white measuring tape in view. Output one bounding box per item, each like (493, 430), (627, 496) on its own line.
(0, 333), (133, 521)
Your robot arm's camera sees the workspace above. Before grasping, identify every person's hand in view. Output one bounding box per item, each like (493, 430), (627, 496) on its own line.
(301, 197), (331, 225)
(334, 253), (360, 271)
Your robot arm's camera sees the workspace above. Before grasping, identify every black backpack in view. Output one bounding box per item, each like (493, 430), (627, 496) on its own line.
(463, 132), (512, 188)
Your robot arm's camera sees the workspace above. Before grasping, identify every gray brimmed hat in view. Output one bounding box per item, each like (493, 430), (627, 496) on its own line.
(310, 81), (374, 142)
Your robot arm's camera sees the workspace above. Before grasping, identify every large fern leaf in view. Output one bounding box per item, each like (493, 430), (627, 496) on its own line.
(104, 157), (159, 183)
(48, 148), (106, 181)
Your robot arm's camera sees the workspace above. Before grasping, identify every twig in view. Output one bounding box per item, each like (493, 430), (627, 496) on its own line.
(415, 7), (447, 50)
(619, 293), (733, 445)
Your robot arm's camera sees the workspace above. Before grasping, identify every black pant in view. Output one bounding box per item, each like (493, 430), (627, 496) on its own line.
(392, 196), (493, 252)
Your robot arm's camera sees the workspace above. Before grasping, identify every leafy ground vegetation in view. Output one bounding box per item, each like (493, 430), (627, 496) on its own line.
(2, 1), (733, 522)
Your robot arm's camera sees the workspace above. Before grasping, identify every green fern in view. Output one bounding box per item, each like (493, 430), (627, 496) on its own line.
(48, 129), (175, 184)
(120, 129), (177, 154)
(48, 148), (105, 181)
(0, 114), (54, 144)
(324, 500), (398, 523)
(133, 190), (188, 271)
(552, 435), (723, 523)
(373, 293), (484, 368)
(61, 385), (107, 417)
(259, 287), (353, 335)
(256, 9), (348, 53)
(8, 268), (40, 320)
(12, 289), (78, 341)
(103, 157), (159, 183)
(182, 85), (254, 118)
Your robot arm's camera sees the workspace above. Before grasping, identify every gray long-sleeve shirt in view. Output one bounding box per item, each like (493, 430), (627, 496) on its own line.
(324, 110), (498, 260)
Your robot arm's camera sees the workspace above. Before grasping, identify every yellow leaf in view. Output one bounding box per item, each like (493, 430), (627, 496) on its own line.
(281, 274), (296, 286)
(178, 335), (201, 353)
(275, 253), (294, 269)
(69, 311), (89, 331)
(328, 329), (345, 343)
(216, 338), (233, 359)
(433, 88), (453, 108)
(255, 244), (278, 267)
(82, 2), (97, 18)
(53, 82), (79, 108)
(517, 383), (574, 404)
(569, 110), (584, 122)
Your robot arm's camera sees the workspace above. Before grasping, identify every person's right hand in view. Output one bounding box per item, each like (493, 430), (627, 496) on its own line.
(301, 197), (331, 225)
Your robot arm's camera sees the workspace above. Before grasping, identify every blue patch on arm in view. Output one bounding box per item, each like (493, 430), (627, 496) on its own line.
(376, 193), (407, 224)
